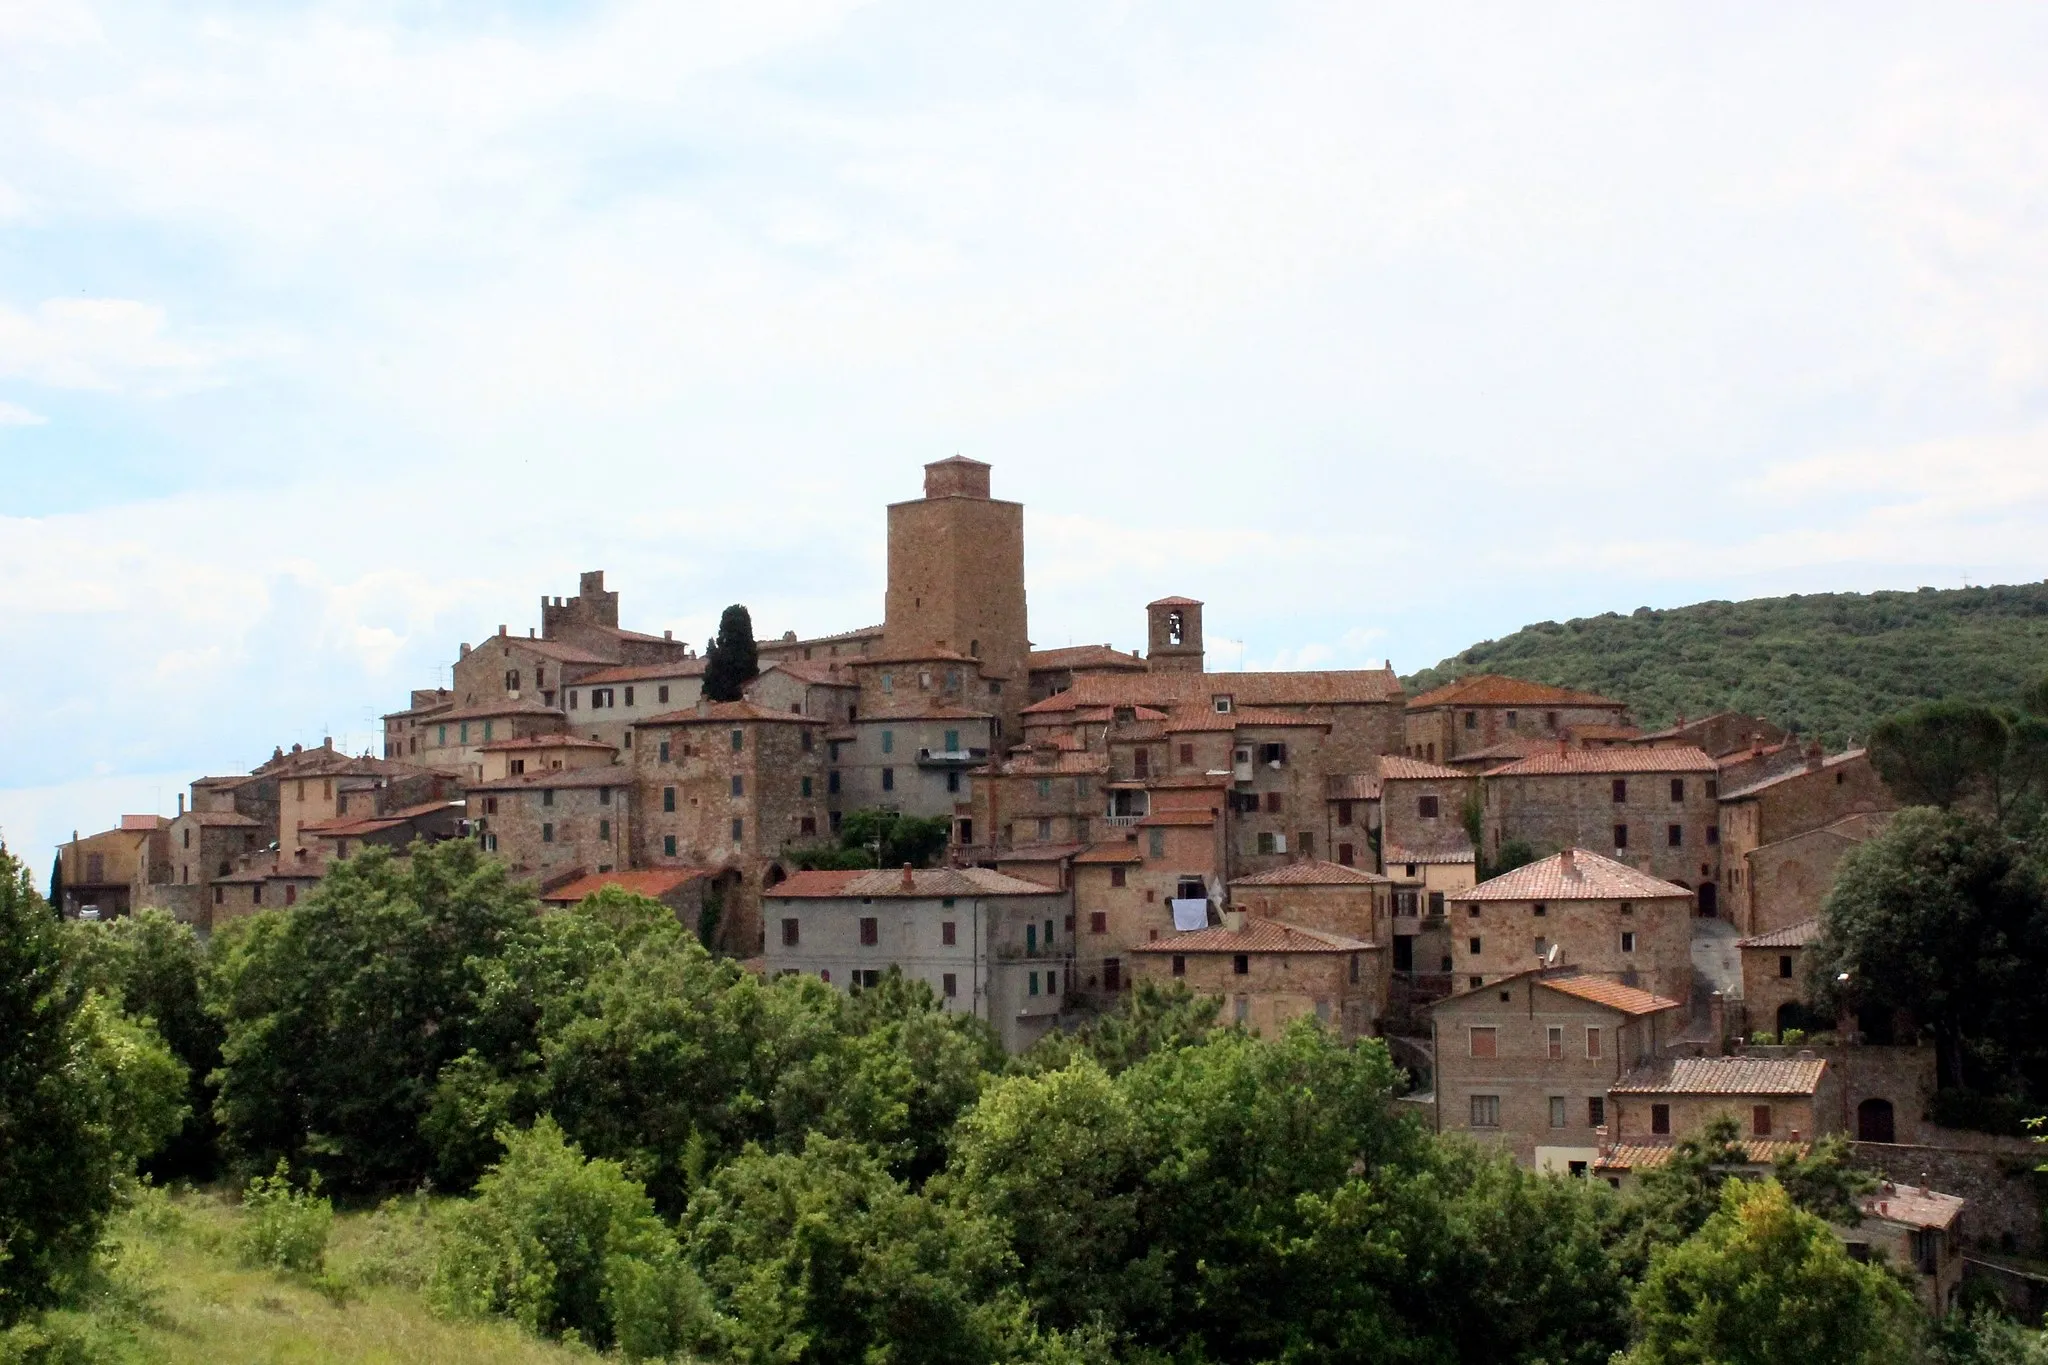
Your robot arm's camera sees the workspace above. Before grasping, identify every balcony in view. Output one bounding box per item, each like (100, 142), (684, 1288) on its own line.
(917, 746), (989, 767)
(1102, 815), (1142, 828)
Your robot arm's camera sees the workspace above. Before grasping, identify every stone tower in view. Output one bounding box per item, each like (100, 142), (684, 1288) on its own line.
(1146, 596), (1205, 673)
(884, 457), (1030, 731)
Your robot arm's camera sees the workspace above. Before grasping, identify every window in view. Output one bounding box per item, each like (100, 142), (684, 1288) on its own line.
(731, 775), (745, 797)
(881, 672), (893, 693)
(1338, 842), (1355, 866)
(1670, 778), (1685, 801)
(859, 917), (879, 946)
(1104, 958), (1122, 992)
(1549, 1096), (1567, 1129)
(1264, 791), (1283, 813)
(731, 818), (744, 842)
(1090, 911), (1107, 933)
(1464, 710), (1477, 730)
(506, 668), (520, 691)
(1109, 866), (1126, 889)
(1297, 832), (1314, 856)
(1707, 825), (1720, 845)
(542, 823), (554, 843)
(459, 721), (469, 744)
(800, 816), (816, 835)
(1232, 953), (1249, 975)
(1752, 1105), (1773, 1137)
(1148, 828), (1165, 857)
(882, 768), (895, 792)
(942, 920), (957, 945)
(1028, 972), (1040, 997)
(658, 685), (670, 704)
(1547, 1026), (1563, 1060)
(781, 918), (800, 947)
(829, 810), (843, 834)
(1133, 749), (1149, 778)
(1505, 710), (1519, 729)
(1349, 953), (1360, 983)
(1586, 1026), (1602, 1059)
(1613, 823), (1629, 849)
(1533, 901), (1547, 917)
(542, 789), (555, 807)
(1706, 779), (1718, 798)
(1044, 917), (1055, 946)
(801, 776), (813, 798)
(1470, 1095), (1501, 1128)
(942, 973), (957, 998)
(1049, 970), (1060, 995)
(1468, 936), (1482, 956)
(658, 740), (671, 762)
(1179, 743), (1194, 765)
(1621, 931), (1636, 953)
(252, 884), (263, 906)
(1172, 954), (1186, 977)
(599, 785), (612, 805)
(881, 730), (894, 754)
(1619, 900), (1633, 915)
(214, 886), (223, 905)
(828, 771), (841, 794)
(624, 686), (635, 706)
(1651, 1104), (1671, 1135)
(943, 728), (960, 751)
(730, 728), (744, 751)
(1027, 924), (1038, 954)
(1213, 695), (1233, 713)
(1418, 795), (1440, 819)
(1588, 1097), (1605, 1127)
(663, 786), (676, 812)
(1612, 779), (1628, 802)
(664, 835), (677, 857)
(1259, 742), (1288, 765)
(599, 819), (611, 841)
(1337, 800), (1353, 827)
(1779, 954), (1794, 979)
(1234, 995), (1249, 1023)
(946, 771), (961, 794)
(1469, 1026), (1497, 1058)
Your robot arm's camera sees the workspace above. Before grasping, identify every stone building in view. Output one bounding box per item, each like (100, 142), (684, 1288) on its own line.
(1636, 712), (1786, 758)
(1067, 797), (1228, 1000)
(1737, 919), (1820, 1038)
(1430, 967), (1681, 1170)
(538, 867), (713, 927)
(1719, 749), (1893, 934)
(757, 624), (885, 667)
(1447, 848), (1696, 1002)
(1733, 812), (1887, 940)
(298, 799), (466, 863)
(411, 699), (568, 780)
(275, 755), (450, 856)
(747, 658), (859, 725)
(1228, 859), (1391, 943)
(1842, 1184), (1967, 1313)
(1128, 912), (1379, 1041)
(1482, 745), (1724, 909)
(1606, 1055), (1833, 1153)
(830, 699), (997, 831)
(476, 734), (619, 782)
(538, 570), (696, 667)
(210, 851), (330, 924)
(1404, 675), (1632, 764)
(561, 660), (708, 753)
(452, 630), (614, 714)
(56, 816), (170, 919)
(161, 807), (265, 924)
(466, 766), (632, 883)
(762, 865), (1073, 1054)
(1025, 643), (1148, 703)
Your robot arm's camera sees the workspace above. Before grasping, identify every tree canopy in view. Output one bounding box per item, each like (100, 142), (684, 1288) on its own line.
(703, 603), (760, 703)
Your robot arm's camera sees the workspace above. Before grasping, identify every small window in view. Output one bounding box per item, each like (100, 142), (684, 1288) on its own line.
(1469, 1026), (1497, 1058)
(1613, 823), (1629, 849)
(1264, 791), (1283, 813)
(599, 819), (611, 841)
(1234, 995), (1249, 1022)
(1779, 954), (1794, 979)
(1172, 954), (1186, 977)
(1549, 1096), (1567, 1129)
(1505, 710), (1519, 729)
(1621, 931), (1636, 953)
(1547, 1026), (1563, 1060)
(599, 785), (612, 806)
(658, 685), (670, 704)
(781, 918), (800, 947)
(541, 822), (554, 843)
(942, 920), (957, 946)
(1468, 936), (1482, 956)
(1586, 1026), (1602, 1059)
(1109, 866), (1127, 888)
(663, 786), (676, 812)
(1651, 1103), (1671, 1135)
(859, 917), (878, 946)
(1090, 911), (1108, 933)
(828, 770), (841, 794)
(1337, 842), (1355, 866)
(1337, 800), (1353, 827)
(1670, 778), (1685, 801)
(1213, 695), (1233, 713)
(658, 740), (671, 762)
(1149, 829), (1165, 857)
(624, 686), (635, 706)
(1179, 743), (1194, 765)
(1232, 953), (1249, 975)
(542, 789), (555, 807)
(1588, 1096), (1605, 1127)
(801, 776), (813, 798)
(1028, 972), (1040, 997)
(1752, 1104), (1773, 1137)
(664, 835), (677, 857)
(1612, 779), (1628, 803)
(731, 775), (745, 797)
(882, 768), (896, 792)
(731, 817), (744, 842)
(1707, 826), (1720, 845)
(942, 973), (957, 998)
(881, 730), (894, 755)
(1533, 901), (1547, 917)
(801, 729), (813, 752)
(730, 728), (744, 751)
(1464, 710), (1477, 730)
(1667, 824), (1683, 847)
(1470, 1095), (1500, 1128)
(1418, 795), (1440, 819)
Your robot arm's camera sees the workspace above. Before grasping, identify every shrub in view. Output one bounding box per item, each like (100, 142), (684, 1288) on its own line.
(352, 1194), (441, 1290)
(1781, 1027), (1807, 1046)
(432, 1118), (707, 1359)
(1750, 1031), (1778, 1046)
(234, 1162), (332, 1275)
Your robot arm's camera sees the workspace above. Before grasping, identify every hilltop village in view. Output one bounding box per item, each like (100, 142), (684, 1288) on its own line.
(58, 458), (2003, 1304)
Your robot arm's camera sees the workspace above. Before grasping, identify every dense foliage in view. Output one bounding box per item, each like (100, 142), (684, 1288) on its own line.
(1868, 697), (2048, 823)
(1406, 581), (2048, 743)
(703, 603), (761, 703)
(787, 807), (955, 870)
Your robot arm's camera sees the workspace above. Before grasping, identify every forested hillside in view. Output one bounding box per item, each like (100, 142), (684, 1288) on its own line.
(1405, 582), (2048, 744)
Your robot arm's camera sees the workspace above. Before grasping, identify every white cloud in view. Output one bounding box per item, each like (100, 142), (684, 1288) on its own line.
(0, 297), (215, 392)
(0, 398), (46, 424)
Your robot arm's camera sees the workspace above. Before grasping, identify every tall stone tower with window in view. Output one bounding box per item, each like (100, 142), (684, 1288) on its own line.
(1146, 596), (1205, 673)
(883, 457), (1030, 738)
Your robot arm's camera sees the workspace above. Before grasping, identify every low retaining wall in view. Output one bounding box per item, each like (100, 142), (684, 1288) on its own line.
(1851, 1141), (2047, 1256)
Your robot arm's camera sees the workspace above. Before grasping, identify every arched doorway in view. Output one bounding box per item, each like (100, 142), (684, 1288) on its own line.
(1776, 1001), (1813, 1035)
(1696, 881), (1718, 918)
(1857, 1098), (1896, 1144)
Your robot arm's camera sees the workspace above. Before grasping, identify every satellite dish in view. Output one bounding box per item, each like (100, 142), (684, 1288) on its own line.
(1545, 943), (1562, 967)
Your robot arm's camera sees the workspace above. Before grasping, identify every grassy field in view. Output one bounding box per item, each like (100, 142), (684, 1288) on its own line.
(9, 1189), (597, 1365)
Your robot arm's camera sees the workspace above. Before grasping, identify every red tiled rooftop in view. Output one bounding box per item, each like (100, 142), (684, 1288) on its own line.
(1540, 973), (1683, 1016)
(1461, 848), (1694, 902)
(1130, 916), (1371, 954)
(570, 659), (707, 686)
(1136, 809), (1218, 827)
(539, 868), (715, 904)
(1020, 668), (1401, 715)
(1737, 918), (1822, 949)
(637, 701), (829, 726)
(1719, 749), (1869, 800)
(477, 734), (617, 752)
(1027, 644), (1149, 672)
(1597, 1140), (1808, 1172)
(1378, 756), (1469, 781)
(1862, 1184), (1966, 1231)
(767, 866), (1060, 899)
(1612, 1056), (1827, 1096)
(1231, 859), (1391, 887)
(1488, 745), (1718, 777)
(1406, 674), (1627, 710)
(1074, 841), (1144, 864)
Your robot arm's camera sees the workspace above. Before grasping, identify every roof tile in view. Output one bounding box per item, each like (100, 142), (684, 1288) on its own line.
(1461, 849), (1694, 902)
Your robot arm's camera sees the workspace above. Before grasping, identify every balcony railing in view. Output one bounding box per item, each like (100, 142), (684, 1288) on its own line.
(1102, 815), (1142, 828)
(917, 747), (989, 767)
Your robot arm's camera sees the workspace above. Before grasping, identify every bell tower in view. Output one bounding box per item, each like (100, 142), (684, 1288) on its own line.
(1146, 596), (1204, 673)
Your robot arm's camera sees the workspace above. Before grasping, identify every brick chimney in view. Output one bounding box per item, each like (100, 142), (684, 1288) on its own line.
(900, 863), (915, 891)
(1223, 907), (1246, 932)
(1559, 847), (1576, 875)
(1708, 991), (1725, 1056)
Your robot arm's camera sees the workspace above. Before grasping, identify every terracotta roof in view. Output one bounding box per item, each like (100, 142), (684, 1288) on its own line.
(1461, 849), (1694, 902)
(855, 647), (983, 667)
(1231, 859), (1391, 887)
(637, 701), (830, 726)
(494, 636), (616, 665)
(1566, 724), (1645, 743)
(1383, 840), (1476, 866)
(570, 660), (706, 685)
(1074, 841), (1144, 864)
(1597, 1140), (1808, 1172)
(1327, 773), (1383, 801)
(1406, 674), (1627, 710)
(299, 799), (464, 838)
(994, 843), (1087, 863)
(1147, 595), (1204, 608)
(1020, 668), (1401, 715)
(181, 811), (261, 828)
(539, 868), (715, 903)
(996, 751), (1110, 776)
(383, 699), (455, 721)
(1136, 809), (1218, 827)
(1611, 1056), (1827, 1096)
(1444, 738), (1550, 767)
(217, 857), (329, 885)
(1737, 919), (1822, 949)
(1489, 745), (1719, 776)
(466, 768), (628, 793)
(1541, 973), (1684, 1016)
(1130, 916), (1372, 954)
(1861, 1184), (1966, 1231)
(761, 658), (856, 687)
(1027, 644), (1148, 672)
(1379, 756), (1470, 781)
(1059, 705), (1170, 724)
(767, 866), (1060, 899)
(433, 699), (568, 723)
(771, 623), (885, 648)
(854, 700), (995, 723)
(1142, 773), (1233, 790)
(1720, 750), (1869, 801)
(120, 814), (169, 831)
(477, 734), (617, 753)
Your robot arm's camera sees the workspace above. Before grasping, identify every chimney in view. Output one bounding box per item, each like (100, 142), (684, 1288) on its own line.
(498, 624), (507, 637)
(664, 629), (673, 640)
(1708, 992), (1726, 1056)
(900, 863), (915, 891)
(323, 736), (333, 750)
(177, 793), (185, 815)
(1559, 847), (1576, 875)
(291, 742), (302, 754)
(1805, 740), (1824, 773)
(529, 628), (535, 638)
(460, 642), (471, 658)
(1751, 732), (1764, 757)
(1223, 907), (1246, 932)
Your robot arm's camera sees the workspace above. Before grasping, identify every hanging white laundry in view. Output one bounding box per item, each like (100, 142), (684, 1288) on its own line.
(1171, 898), (1208, 932)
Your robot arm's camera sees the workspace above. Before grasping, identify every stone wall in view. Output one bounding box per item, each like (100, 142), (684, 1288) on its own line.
(1486, 768), (1722, 893)
(1851, 1142), (2047, 1255)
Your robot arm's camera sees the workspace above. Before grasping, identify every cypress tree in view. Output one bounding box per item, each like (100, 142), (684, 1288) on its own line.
(703, 605), (760, 703)
(47, 853), (63, 919)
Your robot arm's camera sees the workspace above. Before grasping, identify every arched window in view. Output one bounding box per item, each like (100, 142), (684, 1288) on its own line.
(1857, 1098), (1896, 1144)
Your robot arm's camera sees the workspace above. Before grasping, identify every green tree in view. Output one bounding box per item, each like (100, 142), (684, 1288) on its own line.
(46, 854), (62, 918)
(207, 840), (540, 1191)
(1607, 1116), (1754, 1282)
(1772, 1134), (1878, 1226)
(703, 604), (760, 703)
(1486, 839), (1538, 880)
(834, 808), (952, 869)
(1012, 980), (1220, 1076)
(1869, 700), (2048, 823)
(1625, 1179), (1917, 1365)
(1807, 807), (2048, 1090)
(0, 845), (188, 1325)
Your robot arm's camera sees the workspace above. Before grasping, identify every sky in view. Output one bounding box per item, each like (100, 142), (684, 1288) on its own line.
(3, 1), (2047, 869)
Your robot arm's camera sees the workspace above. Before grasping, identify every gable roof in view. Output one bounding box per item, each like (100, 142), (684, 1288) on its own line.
(768, 866), (1061, 899)
(1719, 749), (1870, 800)
(637, 701), (830, 727)
(761, 657), (857, 687)
(1597, 1140), (1809, 1172)
(1383, 841), (1476, 866)
(1074, 841), (1144, 864)
(1378, 755), (1470, 781)
(1327, 773), (1383, 801)
(1406, 674), (1626, 710)
(1020, 668), (1401, 716)
(1231, 859), (1391, 888)
(1488, 745), (1719, 777)
(1736, 918), (1821, 949)
(570, 659), (707, 686)
(1611, 1056), (1828, 1096)
(1027, 644), (1149, 672)
(477, 734), (617, 753)
(1461, 848), (1694, 902)
(1435, 966), (1680, 1017)
(496, 636), (616, 665)
(1861, 1184), (1965, 1231)
(466, 767), (628, 793)
(1129, 916), (1372, 954)
(539, 868), (715, 904)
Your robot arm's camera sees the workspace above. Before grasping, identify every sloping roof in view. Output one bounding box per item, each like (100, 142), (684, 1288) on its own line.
(1232, 859), (1391, 887)
(1074, 841), (1144, 864)
(1019, 668), (1401, 715)
(1861, 1184), (1966, 1231)
(498, 636), (616, 665)
(571, 659), (706, 685)
(1489, 745), (1719, 777)
(1027, 644), (1148, 672)
(299, 799), (464, 838)
(1611, 1056), (1828, 1096)
(774, 623), (886, 648)
(1719, 750), (1870, 801)
(1383, 842), (1476, 866)
(996, 751), (1110, 776)
(1129, 916), (1371, 954)
(466, 768), (628, 793)
(1147, 595), (1204, 608)
(762, 657), (856, 687)
(1737, 919), (1822, 949)
(433, 699), (569, 723)
(1541, 974), (1684, 1016)
(1406, 674), (1626, 710)
(1597, 1140), (1808, 1172)
(539, 868), (715, 904)
(854, 700), (995, 723)
(1444, 738), (1550, 767)
(477, 734), (617, 753)
(994, 843), (1087, 863)
(767, 866), (1061, 899)
(120, 814), (169, 831)
(1460, 849), (1693, 902)
(181, 811), (261, 828)
(1378, 756), (1470, 781)
(637, 701), (829, 726)
(1327, 773), (1383, 801)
